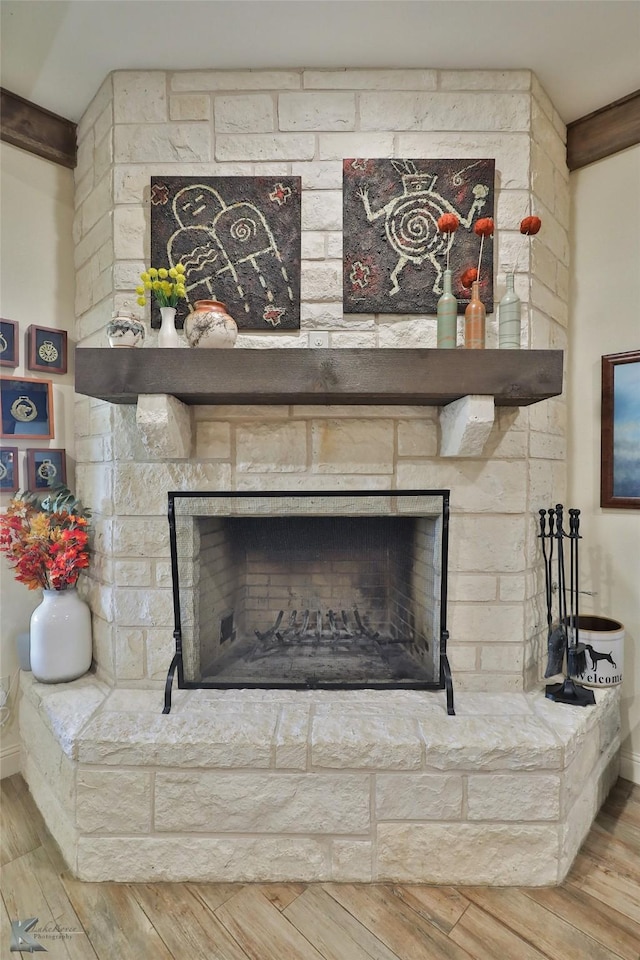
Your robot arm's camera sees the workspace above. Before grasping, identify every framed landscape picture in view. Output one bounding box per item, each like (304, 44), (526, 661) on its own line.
(601, 350), (640, 509)
(0, 319), (19, 368)
(0, 376), (54, 440)
(0, 446), (19, 492)
(27, 324), (68, 374)
(27, 447), (67, 491)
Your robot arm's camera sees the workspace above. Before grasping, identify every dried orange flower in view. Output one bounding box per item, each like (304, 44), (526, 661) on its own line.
(474, 217), (494, 238)
(437, 213), (459, 234)
(520, 216), (542, 235)
(461, 267), (478, 289)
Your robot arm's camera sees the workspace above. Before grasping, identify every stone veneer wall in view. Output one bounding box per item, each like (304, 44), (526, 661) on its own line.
(72, 68), (569, 692)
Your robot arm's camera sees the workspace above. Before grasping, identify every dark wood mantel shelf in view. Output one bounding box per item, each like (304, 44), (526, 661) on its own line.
(75, 348), (563, 407)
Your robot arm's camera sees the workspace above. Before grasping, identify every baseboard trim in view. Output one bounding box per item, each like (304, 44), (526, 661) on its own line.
(620, 749), (640, 785)
(0, 742), (22, 779)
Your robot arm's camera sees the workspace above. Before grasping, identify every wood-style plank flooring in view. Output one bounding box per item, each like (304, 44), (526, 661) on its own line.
(1, 774), (639, 959)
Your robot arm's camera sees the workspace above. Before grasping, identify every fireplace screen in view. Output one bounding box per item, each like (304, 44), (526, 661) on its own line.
(166, 490), (451, 700)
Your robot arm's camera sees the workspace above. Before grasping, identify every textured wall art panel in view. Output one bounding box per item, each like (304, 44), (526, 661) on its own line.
(151, 177), (301, 330)
(343, 159), (495, 315)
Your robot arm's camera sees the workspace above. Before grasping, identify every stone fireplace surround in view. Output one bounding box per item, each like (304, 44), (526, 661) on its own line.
(19, 67), (622, 883)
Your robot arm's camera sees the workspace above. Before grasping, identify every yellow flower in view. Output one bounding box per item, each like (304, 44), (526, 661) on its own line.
(137, 297), (146, 306)
(135, 286), (145, 295)
(149, 268), (158, 279)
(176, 285), (186, 297)
(152, 280), (162, 290)
(140, 272), (150, 282)
(175, 263), (186, 274)
(169, 267), (177, 278)
(144, 281), (152, 290)
(158, 268), (168, 279)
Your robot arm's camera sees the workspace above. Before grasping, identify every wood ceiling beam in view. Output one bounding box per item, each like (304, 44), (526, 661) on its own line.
(567, 89), (640, 171)
(0, 88), (76, 169)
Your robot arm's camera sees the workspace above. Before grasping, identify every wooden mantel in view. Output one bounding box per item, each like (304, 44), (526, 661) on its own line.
(75, 348), (563, 407)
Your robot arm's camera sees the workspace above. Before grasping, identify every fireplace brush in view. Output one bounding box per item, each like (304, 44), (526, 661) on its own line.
(538, 504), (594, 707)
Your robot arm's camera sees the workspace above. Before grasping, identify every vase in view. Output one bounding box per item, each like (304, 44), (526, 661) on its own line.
(29, 588), (92, 683)
(498, 273), (521, 349)
(184, 300), (238, 349)
(436, 269), (457, 349)
(107, 311), (146, 348)
(158, 306), (181, 348)
(464, 281), (486, 349)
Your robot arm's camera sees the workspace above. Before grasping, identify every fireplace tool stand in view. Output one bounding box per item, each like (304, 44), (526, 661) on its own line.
(539, 504), (595, 707)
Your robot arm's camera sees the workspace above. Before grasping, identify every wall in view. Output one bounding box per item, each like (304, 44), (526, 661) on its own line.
(72, 68), (569, 694)
(0, 142), (76, 777)
(569, 144), (640, 784)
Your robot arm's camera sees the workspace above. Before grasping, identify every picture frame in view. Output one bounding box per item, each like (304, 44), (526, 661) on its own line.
(601, 350), (640, 509)
(27, 324), (68, 374)
(0, 319), (19, 368)
(27, 447), (67, 492)
(0, 447), (19, 492)
(0, 376), (54, 440)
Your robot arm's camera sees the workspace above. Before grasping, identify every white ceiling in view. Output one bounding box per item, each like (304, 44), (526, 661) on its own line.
(1, 1), (639, 125)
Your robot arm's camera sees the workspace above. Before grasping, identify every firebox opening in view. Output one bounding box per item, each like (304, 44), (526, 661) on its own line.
(169, 491), (449, 690)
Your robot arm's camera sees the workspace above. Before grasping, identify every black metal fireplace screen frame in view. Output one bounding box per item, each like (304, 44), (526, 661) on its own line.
(162, 489), (454, 714)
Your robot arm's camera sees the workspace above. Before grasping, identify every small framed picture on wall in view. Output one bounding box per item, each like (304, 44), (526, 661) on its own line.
(27, 325), (68, 374)
(0, 447), (19, 492)
(601, 349), (640, 509)
(27, 448), (67, 492)
(0, 319), (19, 368)
(0, 376), (55, 440)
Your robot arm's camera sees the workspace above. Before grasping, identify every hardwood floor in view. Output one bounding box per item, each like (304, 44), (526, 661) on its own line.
(1, 775), (639, 959)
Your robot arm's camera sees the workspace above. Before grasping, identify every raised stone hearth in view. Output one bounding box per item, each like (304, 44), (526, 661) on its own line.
(20, 673), (619, 885)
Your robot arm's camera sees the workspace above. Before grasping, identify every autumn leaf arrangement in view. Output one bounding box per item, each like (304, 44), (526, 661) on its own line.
(0, 485), (91, 591)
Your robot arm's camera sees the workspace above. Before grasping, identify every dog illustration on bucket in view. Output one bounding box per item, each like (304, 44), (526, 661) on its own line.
(571, 617), (624, 686)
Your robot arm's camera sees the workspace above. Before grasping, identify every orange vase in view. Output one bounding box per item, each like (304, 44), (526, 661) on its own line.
(464, 281), (486, 349)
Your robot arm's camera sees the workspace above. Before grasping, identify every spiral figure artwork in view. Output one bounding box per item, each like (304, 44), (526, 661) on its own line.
(343, 158), (495, 315)
(151, 176), (301, 331)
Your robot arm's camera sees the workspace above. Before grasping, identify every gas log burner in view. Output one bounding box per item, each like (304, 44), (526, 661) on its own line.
(163, 490), (453, 712)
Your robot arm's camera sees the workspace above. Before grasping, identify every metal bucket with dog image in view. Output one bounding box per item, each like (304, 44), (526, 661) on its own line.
(568, 615), (624, 686)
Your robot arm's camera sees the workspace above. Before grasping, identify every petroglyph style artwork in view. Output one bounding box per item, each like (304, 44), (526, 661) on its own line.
(343, 159), (495, 315)
(151, 177), (301, 330)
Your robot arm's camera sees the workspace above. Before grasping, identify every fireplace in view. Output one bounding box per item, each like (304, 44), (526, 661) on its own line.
(165, 490), (452, 709)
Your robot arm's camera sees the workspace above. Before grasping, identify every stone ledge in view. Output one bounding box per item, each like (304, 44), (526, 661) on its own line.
(19, 675), (621, 884)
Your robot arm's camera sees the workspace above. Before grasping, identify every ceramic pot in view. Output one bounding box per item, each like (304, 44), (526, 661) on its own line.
(30, 588), (92, 683)
(107, 312), (145, 348)
(184, 300), (238, 349)
(436, 269), (457, 349)
(464, 281), (486, 349)
(498, 273), (522, 349)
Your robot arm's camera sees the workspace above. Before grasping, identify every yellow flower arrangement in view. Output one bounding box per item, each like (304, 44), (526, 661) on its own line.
(136, 263), (187, 308)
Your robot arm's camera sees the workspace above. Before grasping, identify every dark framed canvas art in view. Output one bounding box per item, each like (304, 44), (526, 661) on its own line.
(0, 319), (19, 368)
(0, 447), (19, 492)
(343, 158), (495, 315)
(0, 376), (54, 440)
(27, 447), (67, 491)
(601, 350), (640, 509)
(27, 325), (68, 374)
(150, 176), (302, 331)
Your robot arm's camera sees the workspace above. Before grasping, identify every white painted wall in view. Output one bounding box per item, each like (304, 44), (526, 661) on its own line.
(0, 142), (76, 777)
(569, 144), (640, 784)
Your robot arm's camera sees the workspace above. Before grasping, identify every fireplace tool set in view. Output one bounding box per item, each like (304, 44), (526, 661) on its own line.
(539, 504), (595, 706)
